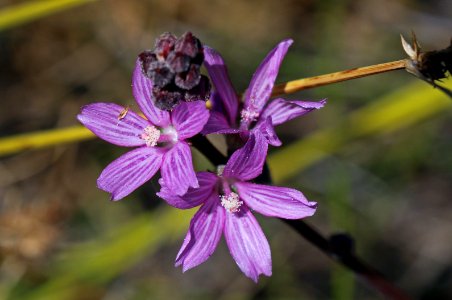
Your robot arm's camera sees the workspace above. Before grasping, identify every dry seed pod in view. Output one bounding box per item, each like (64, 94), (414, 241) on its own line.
(401, 32), (452, 98)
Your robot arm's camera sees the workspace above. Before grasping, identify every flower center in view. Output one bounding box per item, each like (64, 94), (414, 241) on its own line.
(159, 126), (178, 144)
(220, 192), (243, 213)
(240, 108), (259, 123)
(141, 126), (161, 147)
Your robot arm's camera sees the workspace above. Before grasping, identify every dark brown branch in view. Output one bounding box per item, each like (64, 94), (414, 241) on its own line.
(190, 135), (228, 166)
(283, 219), (411, 300)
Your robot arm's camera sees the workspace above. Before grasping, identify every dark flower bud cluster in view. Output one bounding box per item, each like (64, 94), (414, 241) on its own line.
(139, 32), (211, 110)
(402, 33), (452, 98)
(417, 40), (452, 82)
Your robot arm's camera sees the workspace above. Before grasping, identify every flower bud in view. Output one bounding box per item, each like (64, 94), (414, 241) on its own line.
(139, 32), (212, 110)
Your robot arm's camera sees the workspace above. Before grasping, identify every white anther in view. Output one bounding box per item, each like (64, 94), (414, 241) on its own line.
(141, 126), (160, 147)
(220, 192), (243, 213)
(240, 108), (260, 123)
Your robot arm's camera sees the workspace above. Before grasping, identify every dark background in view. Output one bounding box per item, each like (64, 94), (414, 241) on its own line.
(0, 0), (451, 299)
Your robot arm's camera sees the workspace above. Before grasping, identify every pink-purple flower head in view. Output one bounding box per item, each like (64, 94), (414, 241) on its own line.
(77, 60), (210, 200)
(158, 133), (317, 282)
(202, 39), (326, 146)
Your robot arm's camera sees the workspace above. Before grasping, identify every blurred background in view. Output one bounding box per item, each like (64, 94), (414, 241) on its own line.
(0, 0), (451, 299)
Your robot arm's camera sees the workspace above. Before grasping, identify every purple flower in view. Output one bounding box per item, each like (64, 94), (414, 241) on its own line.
(158, 133), (317, 282)
(77, 60), (210, 200)
(202, 39), (326, 146)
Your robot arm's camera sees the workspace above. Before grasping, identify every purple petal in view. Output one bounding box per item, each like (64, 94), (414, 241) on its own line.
(157, 171), (218, 209)
(176, 194), (225, 272)
(171, 101), (210, 140)
(254, 117), (282, 147)
(224, 205), (272, 282)
(242, 39), (293, 120)
(261, 98), (326, 126)
(204, 46), (239, 124)
(223, 132), (268, 181)
(132, 59), (171, 127)
(97, 147), (163, 201)
(235, 182), (317, 219)
(201, 111), (241, 135)
(161, 141), (198, 196)
(77, 102), (149, 147)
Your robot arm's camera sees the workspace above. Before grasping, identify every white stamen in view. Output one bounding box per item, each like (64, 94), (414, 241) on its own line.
(240, 108), (259, 123)
(217, 165), (225, 177)
(141, 126), (160, 147)
(220, 192), (243, 213)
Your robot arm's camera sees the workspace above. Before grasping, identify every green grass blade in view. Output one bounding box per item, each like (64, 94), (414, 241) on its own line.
(0, 126), (94, 156)
(0, 0), (97, 31)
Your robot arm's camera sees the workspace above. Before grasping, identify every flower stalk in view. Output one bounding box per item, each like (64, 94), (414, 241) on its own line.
(271, 59), (407, 96)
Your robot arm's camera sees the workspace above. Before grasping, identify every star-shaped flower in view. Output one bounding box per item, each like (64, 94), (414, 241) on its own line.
(202, 39), (325, 146)
(77, 60), (210, 200)
(158, 133), (317, 282)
